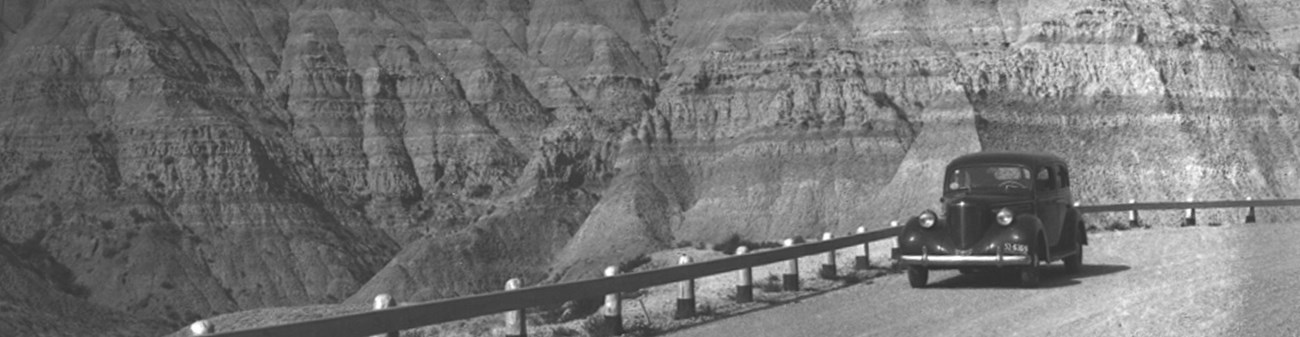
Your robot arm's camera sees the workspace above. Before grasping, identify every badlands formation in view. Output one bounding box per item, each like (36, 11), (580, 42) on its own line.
(1, 0), (1298, 334)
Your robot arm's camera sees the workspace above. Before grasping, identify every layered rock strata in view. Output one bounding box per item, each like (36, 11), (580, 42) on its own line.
(2, 0), (1300, 333)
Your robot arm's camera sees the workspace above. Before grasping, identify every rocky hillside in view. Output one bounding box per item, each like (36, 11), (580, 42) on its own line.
(2, 0), (1299, 333)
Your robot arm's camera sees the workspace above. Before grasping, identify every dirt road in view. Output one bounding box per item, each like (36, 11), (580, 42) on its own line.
(664, 222), (1300, 337)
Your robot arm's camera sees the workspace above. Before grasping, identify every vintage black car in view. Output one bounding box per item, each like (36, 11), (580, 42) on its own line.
(892, 152), (1086, 288)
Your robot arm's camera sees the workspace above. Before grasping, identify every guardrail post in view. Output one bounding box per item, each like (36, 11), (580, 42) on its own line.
(782, 238), (800, 291)
(190, 320), (213, 336)
(820, 232), (836, 279)
(1128, 199), (1140, 228)
(1183, 198), (1197, 227)
(502, 279), (525, 337)
(1246, 197), (1257, 223)
(674, 255), (696, 319)
(602, 266), (623, 335)
(735, 246), (753, 303)
(372, 294), (399, 337)
(854, 226), (870, 270)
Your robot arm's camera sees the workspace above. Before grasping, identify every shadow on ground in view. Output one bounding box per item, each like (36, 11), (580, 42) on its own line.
(926, 264), (1131, 289)
(647, 268), (894, 336)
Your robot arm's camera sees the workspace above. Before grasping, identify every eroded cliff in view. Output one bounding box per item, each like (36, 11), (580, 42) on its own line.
(2, 0), (1299, 333)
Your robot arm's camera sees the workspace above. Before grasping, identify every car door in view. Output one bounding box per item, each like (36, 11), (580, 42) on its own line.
(1034, 165), (1067, 245)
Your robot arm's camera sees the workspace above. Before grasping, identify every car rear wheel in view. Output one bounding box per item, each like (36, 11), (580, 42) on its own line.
(1019, 254), (1040, 288)
(1064, 248), (1082, 273)
(907, 266), (929, 288)
(1064, 228), (1083, 274)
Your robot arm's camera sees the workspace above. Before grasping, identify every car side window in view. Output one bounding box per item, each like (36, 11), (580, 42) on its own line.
(1036, 167), (1057, 190)
(1059, 165), (1070, 188)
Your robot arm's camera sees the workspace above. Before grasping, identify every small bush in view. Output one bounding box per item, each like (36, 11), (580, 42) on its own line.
(551, 325), (582, 337)
(712, 233), (783, 255)
(696, 302), (717, 317)
(580, 314), (615, 337)
(619, 254), (651, 273)
(757, 274), (783, 292)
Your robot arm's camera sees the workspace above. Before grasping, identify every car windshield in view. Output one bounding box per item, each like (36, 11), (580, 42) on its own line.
(947, 165), (1033, 193)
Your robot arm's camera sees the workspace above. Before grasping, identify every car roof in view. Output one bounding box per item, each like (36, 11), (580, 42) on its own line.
(946, 151), (1067, 169)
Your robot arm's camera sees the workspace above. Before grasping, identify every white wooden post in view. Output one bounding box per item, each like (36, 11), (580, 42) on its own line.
(1246, 197), (1257, 223)
(503, 279), (525, 337)
(854, 226), (870, 270)
(372, 294), (399, 337)
(820, 232), (836, 279)
(189, 320), (213, 336)
(602, 266), (623, 335)
(735, 246), (753, 303)
(782, 238), (799, 291)
(1128, 199), (1140, 228)
(674, 255), (696, 319)
(1183, 197), (1197, 227)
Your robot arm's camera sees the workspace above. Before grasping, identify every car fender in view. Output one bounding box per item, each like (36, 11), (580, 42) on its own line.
(897, 215), (949, 255)
(1010, 214), (1048, 259)
(1064, 207), (1087, 246)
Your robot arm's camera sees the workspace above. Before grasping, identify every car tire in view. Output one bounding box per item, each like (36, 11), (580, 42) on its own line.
(1019, 254), (1040, 288)
(1064, 227), (1083, 274)
(908, 266), (928, 288)
(1064, 248), (1082, 274)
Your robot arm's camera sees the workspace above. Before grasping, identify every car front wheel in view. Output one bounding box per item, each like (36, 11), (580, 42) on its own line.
(907, 266), (929, 288)
(1019, 254), (1040, 288)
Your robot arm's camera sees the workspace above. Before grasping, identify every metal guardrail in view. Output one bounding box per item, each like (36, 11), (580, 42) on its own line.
(1077, 198), (1300, 213)
(198, 226), (903, 337)
(193, 197), (1300, 337)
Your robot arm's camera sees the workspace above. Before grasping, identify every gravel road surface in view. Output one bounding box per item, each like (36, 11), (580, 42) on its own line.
(664, 222), (1300, 337)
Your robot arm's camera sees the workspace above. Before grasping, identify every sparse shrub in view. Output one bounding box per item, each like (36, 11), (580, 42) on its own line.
(619, 254), (651, 273)
(840, 271), (864, 285)
(543, 298), (602, 323)
(757, 274), (783, 292)
(580, 314), (615, 337)
(674, 240), (693, 249)
(551, 325), (582, 337)
(841, 269), (885, 285)
(696, 302), (717, 317)
(712, 233), (783, 255)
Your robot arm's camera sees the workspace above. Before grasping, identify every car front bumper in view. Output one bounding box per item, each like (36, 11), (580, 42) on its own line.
(892, 248), (1032, 267)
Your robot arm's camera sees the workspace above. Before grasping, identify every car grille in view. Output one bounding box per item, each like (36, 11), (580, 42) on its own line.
(947, 201), (988, 250)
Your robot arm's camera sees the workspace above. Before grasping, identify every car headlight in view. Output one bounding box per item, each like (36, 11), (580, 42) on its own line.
(996, 208), (1014, 226)
(919, 210), (937, 229)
